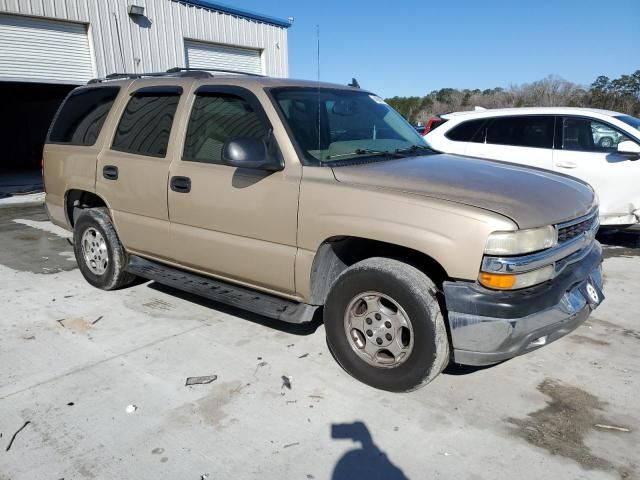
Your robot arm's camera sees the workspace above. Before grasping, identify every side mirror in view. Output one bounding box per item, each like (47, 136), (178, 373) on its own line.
(222, 136), (283, 171)
(617, 140), (640, 155)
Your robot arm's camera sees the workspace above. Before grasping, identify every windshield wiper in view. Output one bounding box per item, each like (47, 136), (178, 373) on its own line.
(325, 148), (392, 160)
(394, 144), (433, 155)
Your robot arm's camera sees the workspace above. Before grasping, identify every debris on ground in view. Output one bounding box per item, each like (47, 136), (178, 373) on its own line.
(185, 375), (218, 386)
(286, 400), (297, 404)
(92, 316), (103, 325)
(281, 375), (292, 390)
(67, 402), (74, 406)
(200, 474), (210, 479)
(22, 335), (35, 340)
(286, 344), (294, 348)
(5, 421), (30, 452)
(125, 405), (138, 414)
(283, 442), (300, 448)
(253, 361), (268, 376)
(594, 424), (631, 432)
(298, 353), (309, 359)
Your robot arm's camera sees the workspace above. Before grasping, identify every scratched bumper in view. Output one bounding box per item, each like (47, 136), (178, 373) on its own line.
(443, 242), (603, 366)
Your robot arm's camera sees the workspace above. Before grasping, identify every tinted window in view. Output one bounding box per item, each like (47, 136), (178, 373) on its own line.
(112, 90), (180, 157)
(183, 93), (268, 164)
(48, 87), (119, 146)
(486, 116), (554, 148)
(562, 117), (634, 152)
(445, 119), (486, 142)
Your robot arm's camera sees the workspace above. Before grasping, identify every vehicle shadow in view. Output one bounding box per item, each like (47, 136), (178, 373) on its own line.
(331, 421), (408, 480)
(597, 226), (640, 248)
(597, 226), (640, 259)
(443, 362), (501, 376)
(144, 281), (324, 336)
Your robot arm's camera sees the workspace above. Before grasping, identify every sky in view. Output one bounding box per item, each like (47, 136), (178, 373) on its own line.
(223, 0), (640, 99)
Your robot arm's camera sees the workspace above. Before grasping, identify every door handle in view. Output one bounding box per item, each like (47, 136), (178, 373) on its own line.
(170, 176), (191, 193)
(102, 165), (118, 180)
(556, 161), (577, 169)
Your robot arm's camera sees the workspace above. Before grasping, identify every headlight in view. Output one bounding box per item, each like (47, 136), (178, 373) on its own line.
(479, 265), (555, 290)
(484, 225), (557, 256)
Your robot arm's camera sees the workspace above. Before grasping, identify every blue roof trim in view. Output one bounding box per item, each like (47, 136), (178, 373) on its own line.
(174, 0), (291, 28)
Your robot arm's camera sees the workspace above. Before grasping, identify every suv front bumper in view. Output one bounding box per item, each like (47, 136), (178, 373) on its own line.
(443, 242), (603, 366)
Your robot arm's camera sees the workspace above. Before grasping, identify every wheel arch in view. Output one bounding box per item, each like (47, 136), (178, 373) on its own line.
(309, 236), (450, 306)
(65, 189), (110, 227)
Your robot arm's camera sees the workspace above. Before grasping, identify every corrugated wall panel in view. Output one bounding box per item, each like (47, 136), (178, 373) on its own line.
(0, 13), (94, 83)
(0, 0), (288, 83)
(184, 40), (262, 74)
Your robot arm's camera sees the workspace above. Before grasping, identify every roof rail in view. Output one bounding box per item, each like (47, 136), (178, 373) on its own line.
(166, 67), (265, 77)
(87, 69), (212, 84)
(87, 66), (264, 84)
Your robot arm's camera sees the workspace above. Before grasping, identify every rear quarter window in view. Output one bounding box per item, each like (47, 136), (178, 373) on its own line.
(444, 119), (486, 142)
(48, 87), (120, 146)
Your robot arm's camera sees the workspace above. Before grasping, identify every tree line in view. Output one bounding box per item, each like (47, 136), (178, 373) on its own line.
(386, 69), (640, 123)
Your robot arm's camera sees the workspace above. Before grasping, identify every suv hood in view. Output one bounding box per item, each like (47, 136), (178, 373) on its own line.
(331, 154), (595, 229)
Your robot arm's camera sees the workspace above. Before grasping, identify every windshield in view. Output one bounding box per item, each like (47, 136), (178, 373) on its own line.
(615, 115), (640, 133)
(271, 87), (428, 164)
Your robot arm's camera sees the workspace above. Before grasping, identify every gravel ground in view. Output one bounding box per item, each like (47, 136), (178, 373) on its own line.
(0, 205), (638, 480)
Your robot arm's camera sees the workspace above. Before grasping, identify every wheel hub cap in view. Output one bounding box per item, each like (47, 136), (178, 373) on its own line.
(81, 227), (109, 275)
(344, 291), (414, 368)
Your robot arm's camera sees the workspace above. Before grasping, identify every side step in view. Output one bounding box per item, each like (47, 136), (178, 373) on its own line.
(126, 255), (317, 324)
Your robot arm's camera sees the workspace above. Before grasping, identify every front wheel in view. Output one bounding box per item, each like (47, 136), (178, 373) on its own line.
(599, 137), (613, 148)
(324, 257), (449, 392)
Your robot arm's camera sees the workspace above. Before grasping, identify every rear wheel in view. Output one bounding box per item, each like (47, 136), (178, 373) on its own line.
(73, 208), (136, 290)
(324, 257), (449, 391)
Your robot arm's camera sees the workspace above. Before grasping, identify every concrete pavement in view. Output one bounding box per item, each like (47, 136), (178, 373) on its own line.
(0, 205), (638, 480)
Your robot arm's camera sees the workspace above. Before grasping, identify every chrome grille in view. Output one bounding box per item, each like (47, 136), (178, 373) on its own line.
(558, 213), (597, 243)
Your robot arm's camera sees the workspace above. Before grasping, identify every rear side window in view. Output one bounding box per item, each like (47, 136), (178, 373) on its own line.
(112, 87), (181, 158)
(445, 119), (486, 142)
(183, 93), (268, 164)
(48, 87), (120, 146)
(486, 116), (554, 148)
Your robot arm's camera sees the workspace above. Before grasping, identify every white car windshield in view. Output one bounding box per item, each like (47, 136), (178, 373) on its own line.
(271, 87), (429, 164)
(615, 115), (640, 133)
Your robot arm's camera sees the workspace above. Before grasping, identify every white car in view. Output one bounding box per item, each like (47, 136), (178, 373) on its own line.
(425, 107), (640, 227)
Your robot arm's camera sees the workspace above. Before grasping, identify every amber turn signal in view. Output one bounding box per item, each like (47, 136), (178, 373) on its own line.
(478, 272), (517, 290)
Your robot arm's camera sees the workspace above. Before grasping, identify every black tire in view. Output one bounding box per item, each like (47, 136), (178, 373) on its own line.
(599, 137), (613, 148)
(73, 207), (136, 290)
(324, 257), (449, 392)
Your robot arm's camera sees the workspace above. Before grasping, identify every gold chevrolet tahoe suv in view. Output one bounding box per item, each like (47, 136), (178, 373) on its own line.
(43, 69), (604, 391)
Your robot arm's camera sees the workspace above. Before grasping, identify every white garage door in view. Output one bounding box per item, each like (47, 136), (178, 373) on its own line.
(184, 40), (263, 75)
(0, 14), (94, 84)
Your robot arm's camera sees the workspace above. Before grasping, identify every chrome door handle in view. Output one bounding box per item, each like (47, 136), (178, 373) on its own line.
(556, 161), (578, 169)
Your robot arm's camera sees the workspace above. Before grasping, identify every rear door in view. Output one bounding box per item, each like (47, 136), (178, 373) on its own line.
(167, 85), (300, 294)
(552, 116), (640, 224)
(96, 82), (186, 260)
(465, 115), (555, 170)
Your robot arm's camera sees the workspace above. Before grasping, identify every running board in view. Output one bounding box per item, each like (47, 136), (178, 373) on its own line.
(126, 255), (317, 324)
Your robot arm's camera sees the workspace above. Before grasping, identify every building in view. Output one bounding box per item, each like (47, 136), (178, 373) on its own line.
(0, 0), (290, 174)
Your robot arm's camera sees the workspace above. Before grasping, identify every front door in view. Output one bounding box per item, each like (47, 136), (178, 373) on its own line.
(552, 116), (640, 224)
(167, 85), (300, 295)
(96, 83), (185, 260)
